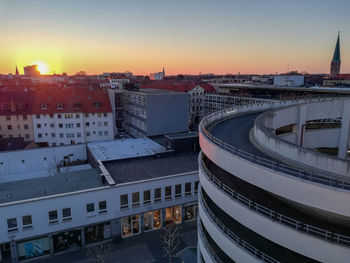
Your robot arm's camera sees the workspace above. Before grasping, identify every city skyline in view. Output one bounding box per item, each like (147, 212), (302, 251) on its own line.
(0, 0), (349, 75)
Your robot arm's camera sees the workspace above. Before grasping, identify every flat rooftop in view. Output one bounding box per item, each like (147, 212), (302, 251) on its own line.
(103, 152), (198, 184)
(88, 138), (165, 162)
(165, 132), (198, 140)
(136, 88), (186, 95)
(0, 168), (103, 205)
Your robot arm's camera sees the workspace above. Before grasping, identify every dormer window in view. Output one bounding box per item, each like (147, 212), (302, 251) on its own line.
(73, 103), (82, 109)
(41, 104), (47, 110)
(93, 102), (102, 109)
(57, 103), (63, 110)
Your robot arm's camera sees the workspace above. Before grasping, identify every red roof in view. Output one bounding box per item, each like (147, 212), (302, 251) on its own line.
(139, 80), (216, 93)
(32, 86), (112, 114)
(0, 88), (34, 116)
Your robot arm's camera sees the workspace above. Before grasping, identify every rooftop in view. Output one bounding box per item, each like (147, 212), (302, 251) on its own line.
(165, 132), (199, 140)
(0, 168), (103, 205)
(103, 152), (198, 184)
(88, 138), (165, 162)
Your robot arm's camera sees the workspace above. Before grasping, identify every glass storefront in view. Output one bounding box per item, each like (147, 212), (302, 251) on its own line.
(84, 222), (111, 245)
(165, 206), (182, 224)
(17, 236), (50, 261)
(184, 204), (198, 221)
(144, 210), (162, 231)
(53, 229), (82, 253)
(121, 215), (140, 237)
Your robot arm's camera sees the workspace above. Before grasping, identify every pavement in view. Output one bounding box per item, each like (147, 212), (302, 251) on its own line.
(35, 221), (197, 263)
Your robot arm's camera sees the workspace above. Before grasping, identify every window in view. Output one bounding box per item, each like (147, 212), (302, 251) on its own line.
(24, 124), (28, 130)
(175, 184), (182, 198)
(195, 181), (199, 194)
(7, 125), (12, 130)
(65, 123), (74, 128)
(38, 133), (42, 138)
(121, 215), (140, 237)
(120, 194), (128, 209)
(143, 190), (151, 205)
(23, 115), (28, 120)
(41, 104), (47, 109)
(37, 124), (41, 128)
(144, 210), (162, 232)
(59, 123), (63, 128)
(97, 113), (102, 118)
(6, 116), (11, 121)
(76, 123), (81, 128)
(185, 182), (191, 196)
(59, 133), (64, 138)
(132, 192), (140, 207)
(86, 203), (95, 213)
(85, 113), (89, 118)
(36, 114), (40, 119)
(51, 133), (55, 138)
(86, 131), (90, 137)
(7, 218), (18, 232)
(77, 132), (81, 138)
(93, 102), (102, 108)
(73, 103), (81, 109)
(98, 131), (103, 136)
(185, 204), (198, 221)
(99, 201), (107, 214)
(50, 123), (54, 128)
(25, 134), (30, 139)
(154, 188), (161, 202)
(165, 186), (172, 200)
(62, 208), (72, 221)
(104, 122), (108, 126)
(22, 215), (33, 229)
(57, 103), (63, 109)
(49, 114), (54, 118)
(58, 114), (62, 119)
(86, 122), (90, 127)
(98, 122), (102, 127)
(76, 114), (80, 118)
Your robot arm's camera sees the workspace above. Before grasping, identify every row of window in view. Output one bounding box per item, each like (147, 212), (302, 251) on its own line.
(120, 181), (199, 209)
(36, 121), (109, 129)
(0, 134), (31, 139)
(7, 201), (107, 232)
(4, 115), (28, 121)
(37, 130), (109, 139)
(0, 124), (29, 131)
(39, 103), (103, 111)
(35, 113), (108, 119)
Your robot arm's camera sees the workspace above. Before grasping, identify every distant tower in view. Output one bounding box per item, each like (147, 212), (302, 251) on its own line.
(330, 32), (341, 77)
(162, 67), (165, 77)
(15, 65), (19, 75)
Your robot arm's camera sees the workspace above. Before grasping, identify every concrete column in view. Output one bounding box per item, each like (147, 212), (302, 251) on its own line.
(10, 239), (18, 263)
(81, 228), (86, 247)
(338, 100), (350, 159)
(297, 105), (307, 146)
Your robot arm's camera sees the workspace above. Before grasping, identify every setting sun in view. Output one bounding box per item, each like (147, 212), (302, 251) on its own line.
(33, 61), (49, 74)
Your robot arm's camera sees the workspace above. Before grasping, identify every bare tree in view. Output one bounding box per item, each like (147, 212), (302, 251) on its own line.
(161, 224), (181, 263)
(86, 243), (113, 263)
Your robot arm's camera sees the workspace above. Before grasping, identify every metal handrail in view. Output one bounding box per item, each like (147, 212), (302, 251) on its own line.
(200, 158), (350, 247)
(200, 190), (280, 263)
(199, 98), (350, 191)
(198, 222), (224, 263)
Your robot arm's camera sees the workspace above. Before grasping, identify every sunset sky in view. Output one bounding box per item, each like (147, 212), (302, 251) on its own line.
(0, 0), (349, 75)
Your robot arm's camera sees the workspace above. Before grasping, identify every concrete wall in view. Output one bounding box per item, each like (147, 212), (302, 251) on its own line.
(0, 115), (34, 141)
(147, 93), (188, 136)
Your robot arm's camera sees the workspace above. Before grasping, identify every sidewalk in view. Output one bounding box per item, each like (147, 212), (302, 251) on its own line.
(35, 221), (197, 263)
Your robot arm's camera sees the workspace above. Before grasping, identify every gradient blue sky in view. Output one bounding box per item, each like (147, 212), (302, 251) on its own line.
(0, 0), (349, 75)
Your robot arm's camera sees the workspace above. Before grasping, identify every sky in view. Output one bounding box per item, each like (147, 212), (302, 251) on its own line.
(0, 0), (349, 75)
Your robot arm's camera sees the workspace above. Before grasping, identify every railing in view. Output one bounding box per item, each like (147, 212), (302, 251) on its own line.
(199, 98), (350, 191)
(198, 222), (225, 263)
(200, 157), (350, 247)
(200, 190), (280, 263)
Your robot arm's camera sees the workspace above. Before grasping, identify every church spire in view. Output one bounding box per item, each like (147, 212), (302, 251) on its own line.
(15, 65), (19, 75)
(330, 31), (341, 77)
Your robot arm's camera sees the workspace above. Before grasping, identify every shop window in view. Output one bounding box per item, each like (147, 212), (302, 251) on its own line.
(62, 208), (72, 221)
(53, 230), (82, 253)
(17, 236), (50, 260)
(184, 204), (198, 221)
(194, 181), (199, 194)
(175, 184), (182, 198)
(48, 210), (58, 224)
(154, 188), (161, 202)
(99, 201), (107, 214)
(185, 182), (191, 196)
(121, 215), (140, 238)
(132, 192), (140, 207)
(144, 210), (162, 232)
(85, 222), (111, 244)
(7, 218), (18, 232)
(143, 190), (151, 205)
(86, 203), (95, 215)
(165, 186), (172, 200)
(120, 194), (128, 209)
(22, 215), (33, 230)
(165, 206), (182, 225)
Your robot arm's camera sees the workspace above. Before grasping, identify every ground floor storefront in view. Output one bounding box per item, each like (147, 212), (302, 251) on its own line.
(2, 203), (198, 262)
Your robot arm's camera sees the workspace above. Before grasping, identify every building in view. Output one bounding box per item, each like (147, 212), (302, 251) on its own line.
(122, 89), (188, 137)
(0, 89), (34, 142)
(273, 74), (304, 87)
(0, 138), (199, 262)
(330, 32), (341, 77)
(23, 65), (40, 77)
(198, 98), (350, 263)
(149, 68), (165, 80)
(32, 87), (114, 146)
